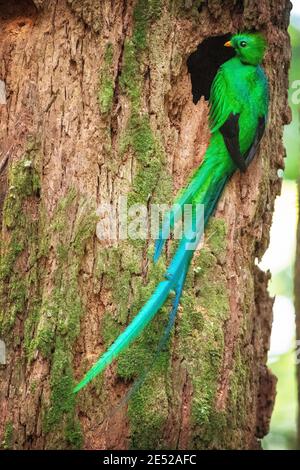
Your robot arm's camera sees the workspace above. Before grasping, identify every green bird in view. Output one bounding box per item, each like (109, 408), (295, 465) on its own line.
(74, 32), (269, 393)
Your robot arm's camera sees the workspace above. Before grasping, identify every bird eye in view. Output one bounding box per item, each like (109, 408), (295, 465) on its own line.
(240, 41), (247, 48)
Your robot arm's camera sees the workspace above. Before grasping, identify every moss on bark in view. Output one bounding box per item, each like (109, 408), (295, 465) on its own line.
(0, 142), (41, 337)
(37, 190), (98, 449)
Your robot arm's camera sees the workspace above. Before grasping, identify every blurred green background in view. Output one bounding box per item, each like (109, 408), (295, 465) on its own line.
(262, 4), (300, 450)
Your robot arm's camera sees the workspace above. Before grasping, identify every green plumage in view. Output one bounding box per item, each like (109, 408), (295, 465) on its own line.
(74, 32), (269, 394)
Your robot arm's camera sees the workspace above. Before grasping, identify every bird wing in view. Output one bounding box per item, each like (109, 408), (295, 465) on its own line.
(244, 116), (266, 167)
(210, 65), (268, 172)
(209, 66), (238, 133)
(219, 112), (247, 172)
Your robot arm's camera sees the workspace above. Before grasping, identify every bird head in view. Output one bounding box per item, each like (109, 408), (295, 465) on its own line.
(224, 33), (267, 65)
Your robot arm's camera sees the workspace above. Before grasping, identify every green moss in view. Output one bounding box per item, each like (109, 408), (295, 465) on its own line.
(66, 0), (103, 33)
(174, 0), (205, 18)
(30, 380), (37, 393)
(65, 416), (83, 449)
(44, 342), (74, 428)
(175, 217), (231, 448)
(119, 0), (162, 108)
(116, 254), (171, 379)
(128, 375), (169, 450)
(119, 40), (141, 109)
(120, 116), (172, 208)
(98, 43), (114, 114)
(95, 243), (166, 437)
(3, 159), (40, 230)
(23, 202), (53, 358)
(98, 78), (114, 114)
(185, 218), (250, 449)
(95, 239), (172, 449)
(102, 313), (122, 346)
(42, 339), (82, 448)
(112, 250), (171, 449)
(0, 180), (94, 447)
(91, 0), (173, 449)
(36, 326), (55, 357)
(133, 0), (162, 50)
(206, 218), (227, 258)
(224, 349), (250, 447)
(33, 191), (98, 448)
(2, 421), (13, 449)
(97, 245), (138, 325)
(118, 0), (172, 208)
(0, 146), (41, 337)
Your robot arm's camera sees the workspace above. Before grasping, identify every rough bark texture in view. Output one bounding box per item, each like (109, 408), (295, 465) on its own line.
(0, 0), (291, 450)
(296, 180), (300, 449)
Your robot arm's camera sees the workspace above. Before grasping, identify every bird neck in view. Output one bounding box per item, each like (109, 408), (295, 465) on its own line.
(233, 55), (258, 68)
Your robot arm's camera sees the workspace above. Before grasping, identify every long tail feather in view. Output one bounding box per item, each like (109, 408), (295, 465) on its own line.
(154, 166), (204, 263)
(154, 158), (224, 262)
(108, 260), (191, 413)
(202, 174), (229, 224)
(74, 166), (231, 393)
(74, 239), (193, 393)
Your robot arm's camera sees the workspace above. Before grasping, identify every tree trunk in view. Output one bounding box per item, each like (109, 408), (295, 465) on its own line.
(0, 0), (291, 450)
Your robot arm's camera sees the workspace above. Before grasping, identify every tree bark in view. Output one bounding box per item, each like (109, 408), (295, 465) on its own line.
(0, 0), (291, 450)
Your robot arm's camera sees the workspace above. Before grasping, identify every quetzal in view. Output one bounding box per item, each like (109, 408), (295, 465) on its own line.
(74, 32), (269, 393)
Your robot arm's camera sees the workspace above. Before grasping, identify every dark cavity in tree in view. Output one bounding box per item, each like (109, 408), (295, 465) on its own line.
(187, 34), (235, 103)
(0, 0), (37, 21)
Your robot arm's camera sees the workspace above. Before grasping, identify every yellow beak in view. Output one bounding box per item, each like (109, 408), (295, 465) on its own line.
(224, 41), (232, 48)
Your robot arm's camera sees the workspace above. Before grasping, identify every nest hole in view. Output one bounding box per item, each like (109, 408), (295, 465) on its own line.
(0, 0), (37, 21)
(187, 34), (235, 104)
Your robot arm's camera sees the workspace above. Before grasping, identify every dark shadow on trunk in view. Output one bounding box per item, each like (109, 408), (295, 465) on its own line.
(187, 34), (235, 103)
(0, 0), (37, 21)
